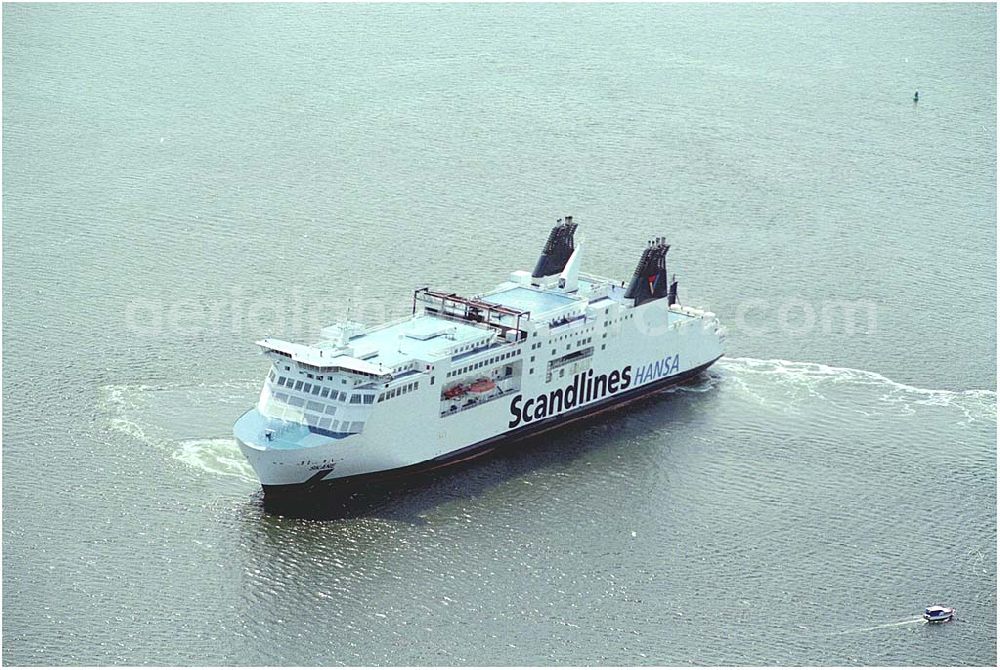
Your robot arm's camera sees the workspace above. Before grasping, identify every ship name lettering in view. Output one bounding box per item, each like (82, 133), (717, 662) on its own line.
(633, 354), (680, 385)
(508, 365), (633, 429)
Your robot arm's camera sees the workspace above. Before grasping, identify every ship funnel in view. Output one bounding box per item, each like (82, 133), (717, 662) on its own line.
(624, 237), (671, 307)
(558, 236), (583, 292)
(532, 216), (578, 279)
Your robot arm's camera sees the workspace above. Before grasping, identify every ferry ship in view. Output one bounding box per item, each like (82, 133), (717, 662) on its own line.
(234, 217), (725, 502)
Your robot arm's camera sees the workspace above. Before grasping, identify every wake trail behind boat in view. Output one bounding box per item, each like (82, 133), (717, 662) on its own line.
(834, 617), (927, 635)
(717, 357), (996, 424)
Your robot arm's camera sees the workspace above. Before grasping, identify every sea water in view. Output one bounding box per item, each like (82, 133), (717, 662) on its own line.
(3, 3), (995, 665)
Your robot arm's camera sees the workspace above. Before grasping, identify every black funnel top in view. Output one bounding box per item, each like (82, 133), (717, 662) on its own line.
(532, 216), (578, 279)
(624, 238), (671, 307)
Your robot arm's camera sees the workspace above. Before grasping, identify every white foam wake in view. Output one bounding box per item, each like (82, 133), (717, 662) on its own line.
(718, 357), (996, 423)
(722, 357), (996, 398)
(99, 380), (260, 483)
(172, 438), (257, 483)
(833, 616), (927, 635)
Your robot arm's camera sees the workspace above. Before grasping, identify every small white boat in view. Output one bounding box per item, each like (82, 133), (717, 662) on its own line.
(923, 605), (956, 623)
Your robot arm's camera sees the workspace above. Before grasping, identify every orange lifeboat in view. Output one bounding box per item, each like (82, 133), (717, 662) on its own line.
(467, 378), (497, 395)
(443, 384), (466, 399)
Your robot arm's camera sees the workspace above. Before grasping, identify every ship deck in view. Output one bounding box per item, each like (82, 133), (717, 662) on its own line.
(480, 286), (580, 315)
(318, 314), (497, 370)
(235, 409), (336, 451)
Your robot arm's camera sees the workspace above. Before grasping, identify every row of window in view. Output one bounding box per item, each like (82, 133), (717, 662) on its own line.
(276, 364), (359, 384)
(296, 361), (355, 375)
(604, 314), (635, 326)
(378, 381), (419, 402)
(304, 413), (363, 434)
(273, 376), (374, 404)
(551, 335), (595, 356)
(528, 325), (596, 354)
(271, 354), (359, 377)
(447, 349), (518, 378)
(552, 325), (594, 342)
(452, 339), (491, 354)
(276, 376), (344, 400)
(262, 395), (365, 434)
(273, 391), (341, 417)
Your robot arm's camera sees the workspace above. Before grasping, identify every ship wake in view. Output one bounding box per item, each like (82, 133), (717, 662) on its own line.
(716, 357), (996, 424)
(99, 380), (259, 485)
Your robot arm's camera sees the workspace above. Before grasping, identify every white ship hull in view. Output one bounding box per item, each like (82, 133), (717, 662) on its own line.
(234, 218), (725, 503)
(235, 304), (723, 493)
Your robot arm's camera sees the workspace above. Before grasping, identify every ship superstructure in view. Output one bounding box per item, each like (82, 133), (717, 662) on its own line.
(234, 217), (725, 500)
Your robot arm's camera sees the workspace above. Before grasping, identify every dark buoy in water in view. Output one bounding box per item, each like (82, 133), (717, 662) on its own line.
(913, 90), (919, 103)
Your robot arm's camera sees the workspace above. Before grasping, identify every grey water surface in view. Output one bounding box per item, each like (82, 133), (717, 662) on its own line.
(3, 3), (996, 666)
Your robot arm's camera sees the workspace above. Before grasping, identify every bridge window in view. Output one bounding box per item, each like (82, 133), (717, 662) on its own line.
(320, 388), (330, 398)
(350, 394), (361, 404)
(294, 381), (304, 391)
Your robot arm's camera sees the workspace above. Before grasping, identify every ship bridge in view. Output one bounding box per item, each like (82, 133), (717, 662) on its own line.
(256, 338), (391, 379)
